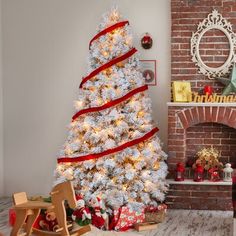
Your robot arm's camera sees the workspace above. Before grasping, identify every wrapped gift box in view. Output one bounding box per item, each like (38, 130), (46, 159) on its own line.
(134, 222), (158, 231)
(145, 204), (167, 223)
(109, 206), (145, 231)
(172, 81), (192, 102)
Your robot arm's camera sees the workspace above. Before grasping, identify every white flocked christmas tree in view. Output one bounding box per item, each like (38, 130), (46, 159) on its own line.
(54, 7), (168, 211)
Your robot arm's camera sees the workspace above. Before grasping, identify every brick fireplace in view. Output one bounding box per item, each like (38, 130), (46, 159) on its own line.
(168, 104), (236, 171)
(167, 0), (236, 210)
(166, 103), (236, 210)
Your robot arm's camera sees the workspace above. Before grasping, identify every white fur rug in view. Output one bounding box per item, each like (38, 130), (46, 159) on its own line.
(0, 198), (233, 236)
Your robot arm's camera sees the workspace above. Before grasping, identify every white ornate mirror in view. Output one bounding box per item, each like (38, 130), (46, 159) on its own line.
(191, 9), (236, 79)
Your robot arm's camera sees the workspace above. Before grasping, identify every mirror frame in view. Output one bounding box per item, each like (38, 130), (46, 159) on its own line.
(191, 9), (236, 79)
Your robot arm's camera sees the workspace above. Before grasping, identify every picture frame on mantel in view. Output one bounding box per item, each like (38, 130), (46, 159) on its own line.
(140, 60), (157, 86)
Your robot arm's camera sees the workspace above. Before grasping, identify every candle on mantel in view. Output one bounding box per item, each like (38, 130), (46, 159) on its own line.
(175, 163), (185, 181)
(223, 163), (233, 182)
(194, 164), (204, 182)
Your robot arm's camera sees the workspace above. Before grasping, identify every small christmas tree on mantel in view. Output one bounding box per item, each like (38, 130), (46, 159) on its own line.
(54, 7), (168, 229)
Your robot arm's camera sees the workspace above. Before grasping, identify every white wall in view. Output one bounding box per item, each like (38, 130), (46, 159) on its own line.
(2, 0), (171, 195)
(0, 0), (3, 196)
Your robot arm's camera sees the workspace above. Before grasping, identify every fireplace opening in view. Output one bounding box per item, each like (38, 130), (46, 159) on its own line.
(167, 105), (236, 176)
(186, 122), (236, 168)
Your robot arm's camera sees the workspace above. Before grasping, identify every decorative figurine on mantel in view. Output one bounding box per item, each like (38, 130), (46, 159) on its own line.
(203, 85), (213, 96)
(223, 163), (233, 182)
(72, 195), (92, 226)
(217, 63), (236, 95)
(172, 81), (192, 102)
(175, 162), (185, 181)
(208, 167), (220, 182)
(193, 147), (223, 171)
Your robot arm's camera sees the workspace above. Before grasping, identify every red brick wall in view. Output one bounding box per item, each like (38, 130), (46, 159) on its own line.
(171, 0), (236, 94)
(168, 0), (236, 211)
(199, 29), (230, 68)
(186, 123), (236, 165)
(166, 183), (232, 210)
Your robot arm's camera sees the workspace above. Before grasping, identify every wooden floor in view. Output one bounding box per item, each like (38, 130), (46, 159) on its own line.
(0, 197), (233, 236)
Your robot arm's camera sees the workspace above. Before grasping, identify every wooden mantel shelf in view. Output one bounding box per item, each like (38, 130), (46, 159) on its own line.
(167, 179), (232, 186)
(167, 102), (236, 107)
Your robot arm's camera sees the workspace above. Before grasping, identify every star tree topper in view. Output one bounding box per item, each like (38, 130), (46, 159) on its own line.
(217, 63), (236, 95)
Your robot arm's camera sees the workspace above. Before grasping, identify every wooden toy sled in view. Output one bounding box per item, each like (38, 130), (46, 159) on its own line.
(11, 181), (91, 236)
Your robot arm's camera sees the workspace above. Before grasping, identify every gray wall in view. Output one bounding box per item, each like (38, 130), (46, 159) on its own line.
(0, 0), (3, 196)
(2, 0), (171, 195)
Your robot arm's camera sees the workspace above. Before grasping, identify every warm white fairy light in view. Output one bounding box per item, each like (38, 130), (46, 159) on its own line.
(74, 100), (83, 110)
(63, 167), (74, 180)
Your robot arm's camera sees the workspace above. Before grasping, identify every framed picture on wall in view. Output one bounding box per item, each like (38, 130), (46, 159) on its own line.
(140, 60), (157, 86)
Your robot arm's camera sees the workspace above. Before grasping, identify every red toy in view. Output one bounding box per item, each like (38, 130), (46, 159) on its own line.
(72, 195), (91, 226)
(88, 196), (107, 229)
(39, 210), (59, 232)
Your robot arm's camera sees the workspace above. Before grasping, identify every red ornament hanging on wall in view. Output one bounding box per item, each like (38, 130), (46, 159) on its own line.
(141, 33), (153, 49)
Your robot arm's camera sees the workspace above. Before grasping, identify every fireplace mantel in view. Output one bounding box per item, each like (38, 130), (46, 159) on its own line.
(167, 102), (236, 107)
(167, 179), (232, 186)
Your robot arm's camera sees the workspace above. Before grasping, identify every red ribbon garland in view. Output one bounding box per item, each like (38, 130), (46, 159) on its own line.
(58, 21), (155, 165)
(57, 127), (159, 163)
(79, 47), (137, 88)
(89, 21), (129, 48)
(72, 85), (148, 121)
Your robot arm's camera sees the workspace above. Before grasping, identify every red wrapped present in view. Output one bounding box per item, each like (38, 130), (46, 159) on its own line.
(109, 206), (145, 231)
(9, 209), (16, 226)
